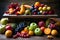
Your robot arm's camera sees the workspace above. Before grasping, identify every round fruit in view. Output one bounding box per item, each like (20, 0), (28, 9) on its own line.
(24, 27), (29, 33)
(6, 25), (12, 30)
(47, 6), (51, 10)
(44, 28), (51, 35)
(51, 30), (58, 36)
(29, 22), (38, 31)
(40, 10), (43, 13)
(5, 30), (12, 37)
(34, 2), (40, 7)
(28, 31), (34, 36)
(25, 10), (31, 15)
(48, 23), (56, 29)
(42, 7), (47, 11)
(38, 21), (45, 27)
(34, 28), (42, 35)
(38, 7), (42, 10)
(21, 30), (25, 34)
(40, 27), (45, 32)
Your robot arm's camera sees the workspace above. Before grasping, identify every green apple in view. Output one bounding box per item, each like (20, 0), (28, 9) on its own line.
(0, 25), (6, 33)
(29, 22), (38, 31)
(0, 18), (8, 25)
(24, 10), (31, 15)
(34, 28), (42, 35)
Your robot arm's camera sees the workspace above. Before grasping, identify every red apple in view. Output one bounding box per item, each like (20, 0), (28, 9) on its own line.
(40, 27), (45, 32)
(6, 25), (12, 30)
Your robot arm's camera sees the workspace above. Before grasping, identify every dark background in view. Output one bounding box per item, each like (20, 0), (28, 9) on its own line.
(0, 0), (60, 19)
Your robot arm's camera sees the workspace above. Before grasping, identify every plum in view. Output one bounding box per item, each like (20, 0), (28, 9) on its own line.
(38, 21), (45, 27)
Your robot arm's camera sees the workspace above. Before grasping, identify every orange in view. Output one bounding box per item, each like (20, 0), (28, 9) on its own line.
(44, 28), (51, 35)
(21, 30), (25, 34)
(24, 27), (29, 33)
(5, 30), (12, 37)
(51, 30), (58, 36)
(34, 2), (40, 7)
(28, 31), (34, 36)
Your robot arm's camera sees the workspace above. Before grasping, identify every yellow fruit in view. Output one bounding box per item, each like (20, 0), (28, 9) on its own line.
(5, 30), (12, 37)
(38, 7), (42, 10)
(34, 2), (40, 7)
(51, 30), (58, 36)
(47, 6), (51, 10)
(44, 28), (51, 35)
(28, 31), (34, 36)
(19, 5), (25, 14)
(42, 7), (47, 11)
(24, 27), (29, 33)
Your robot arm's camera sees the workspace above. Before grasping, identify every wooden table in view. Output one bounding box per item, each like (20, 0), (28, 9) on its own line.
(0, 34), (60, 40)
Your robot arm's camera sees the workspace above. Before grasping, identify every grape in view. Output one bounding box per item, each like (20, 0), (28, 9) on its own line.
(14, 22), (26, 34)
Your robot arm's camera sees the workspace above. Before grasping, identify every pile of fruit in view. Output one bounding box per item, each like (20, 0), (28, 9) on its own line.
(5, 2), (54, 15)
(0, 18), (60, 38)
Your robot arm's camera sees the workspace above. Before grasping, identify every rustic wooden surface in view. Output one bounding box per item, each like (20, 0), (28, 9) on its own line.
(0, 34), (60, 40)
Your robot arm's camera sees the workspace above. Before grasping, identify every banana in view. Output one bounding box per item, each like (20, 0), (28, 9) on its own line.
(19, 5), (25, 15)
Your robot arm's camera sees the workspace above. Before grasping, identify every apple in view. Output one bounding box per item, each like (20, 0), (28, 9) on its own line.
(0, 18), (8, 25)
(25, 10), (31, 15)
(42, 7), (47, 11)
(5, 25), (12, 30)
(47, 6), (51, 10)
(0, 25), (6, 33)
(40, 27), (45, 32)
(38, 21), (45, 27)
(34, 28), (42, 35)
(29, 22), (38, 31)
